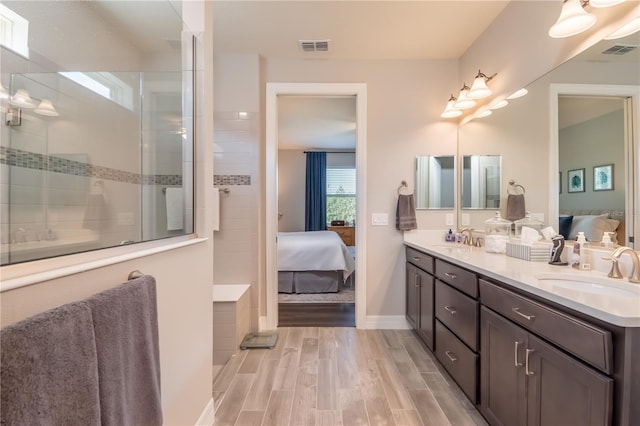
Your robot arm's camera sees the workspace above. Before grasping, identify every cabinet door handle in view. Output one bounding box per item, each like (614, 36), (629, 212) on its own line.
(525, 349), (535, 376)
(512, 307), (536, 321)
(514, 341), (523, 367)
(415, 273), (421, 288)
(412, 257), (421, 261)
(444, 272), (457, 279)
(445, 350), (458, 362)
(444, 306), (457, 315)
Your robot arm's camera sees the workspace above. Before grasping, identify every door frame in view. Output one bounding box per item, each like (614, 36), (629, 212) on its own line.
(264, 82), (367, 330)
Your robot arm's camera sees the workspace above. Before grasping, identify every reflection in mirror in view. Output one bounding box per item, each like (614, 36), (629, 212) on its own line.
(462, 155), (501, 209)
(1, 1), (194, 265)
(415, 155), (455, 209)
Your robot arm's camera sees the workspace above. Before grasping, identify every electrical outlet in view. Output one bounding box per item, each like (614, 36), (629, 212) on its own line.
(446, 213), (454, 226)
(371, 213), (388, 226)
(462, 214), (470, 226)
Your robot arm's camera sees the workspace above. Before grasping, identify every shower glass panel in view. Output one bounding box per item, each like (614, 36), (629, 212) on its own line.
(0, 1), (194, 265)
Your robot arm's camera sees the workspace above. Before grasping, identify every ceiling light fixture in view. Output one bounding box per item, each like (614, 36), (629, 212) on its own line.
(453, 83), (476, 109)
(467, 70), (497, 99)
(440, 94), (463, 118)
(604, 16), (640, 39)
(10, 89), (36, 108)
(34, 99), (59, 116)
(548, 0), (597, 38)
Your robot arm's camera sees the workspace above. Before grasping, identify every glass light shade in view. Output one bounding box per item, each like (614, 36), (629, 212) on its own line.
(604, 16), (640, 39)
(475, 109), (493, 118)
(490, 99), (509, 109)
(10, 89), (36, 108)
(507, 88), (528, 99)
(0, 85), (8, 100)
(453, 85), (476, 109)
(440, 98), (463, 118)
(548, 0), (596, 38)
(467, 74), (492, 99)
(34, 99), (59, 116)
(590, 0), (625, 7)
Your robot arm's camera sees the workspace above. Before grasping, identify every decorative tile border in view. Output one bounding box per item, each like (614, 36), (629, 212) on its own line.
(213, 174), (251, 185)
(0, 146), (181, 186)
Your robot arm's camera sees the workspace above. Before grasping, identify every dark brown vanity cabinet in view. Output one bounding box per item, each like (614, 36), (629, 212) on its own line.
(480, 284), (613, 426)
(405, 247), (435, 351)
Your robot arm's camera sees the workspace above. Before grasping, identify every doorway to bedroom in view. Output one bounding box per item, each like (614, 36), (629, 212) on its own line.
(265, 83), (367, 330)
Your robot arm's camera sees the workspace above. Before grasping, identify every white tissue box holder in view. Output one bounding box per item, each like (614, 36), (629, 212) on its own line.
(506, 240), (553, 262)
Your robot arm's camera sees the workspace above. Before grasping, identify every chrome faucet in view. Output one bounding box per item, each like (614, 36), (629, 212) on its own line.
(459, 228), (473, 246)
(607, 246), (640, 284)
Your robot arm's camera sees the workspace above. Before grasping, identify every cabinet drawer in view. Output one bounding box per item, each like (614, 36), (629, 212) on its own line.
(479, 279), (613, 374)
(435, 259), (477, 297)
(435, 280), (479, 351)
(435, 320), (478, 404)
(406, 246), (434, 274)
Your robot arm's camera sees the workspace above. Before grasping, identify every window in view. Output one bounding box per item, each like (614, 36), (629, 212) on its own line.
(0, 4), (29, 58)
(59, 72), (135, 111)
(326, 168), (356, 225)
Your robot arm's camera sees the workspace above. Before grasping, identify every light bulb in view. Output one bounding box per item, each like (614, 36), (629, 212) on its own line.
(441, 95), (463, 118)
(453, 84), (476, 110)
(467, 71), (493, 99)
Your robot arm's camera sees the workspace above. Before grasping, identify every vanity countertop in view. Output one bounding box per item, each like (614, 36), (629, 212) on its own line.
(404, 231), (640, 328)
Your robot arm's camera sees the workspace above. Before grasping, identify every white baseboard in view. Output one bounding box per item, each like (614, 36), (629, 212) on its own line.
(195, 397), (215, 425)
(366, 315), (411, 329)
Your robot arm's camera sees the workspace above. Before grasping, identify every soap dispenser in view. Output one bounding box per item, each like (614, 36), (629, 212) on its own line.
(571, 232), (590, 270)
(601, 232), (614, 248)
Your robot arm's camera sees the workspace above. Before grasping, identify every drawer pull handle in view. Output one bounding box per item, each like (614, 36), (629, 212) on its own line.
(512, 307), (535, 321)
(444, 272), (457, 279)
(514, 341), (523, 367)
(444, 306), (457, 315)
(525, 349), (535, 376)
(444, 351), (458, 362)
(412, 257), (421, 261)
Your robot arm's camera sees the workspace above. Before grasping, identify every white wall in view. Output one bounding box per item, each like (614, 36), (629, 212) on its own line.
(277, 149), (306, 232)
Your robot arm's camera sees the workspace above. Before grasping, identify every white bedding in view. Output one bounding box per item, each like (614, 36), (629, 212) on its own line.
(277, 231), (355, 280)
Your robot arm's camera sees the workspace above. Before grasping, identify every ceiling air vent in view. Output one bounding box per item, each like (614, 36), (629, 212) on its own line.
(298, 39), (330, 53)
(601, 44), (638, 55)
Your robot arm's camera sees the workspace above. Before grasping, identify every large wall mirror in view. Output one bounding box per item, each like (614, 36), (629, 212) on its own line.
(415, 155), (455, 209)
(457, 31), (639, 246)
(1, 1), (195, 265)
(461, 155), (501, 209)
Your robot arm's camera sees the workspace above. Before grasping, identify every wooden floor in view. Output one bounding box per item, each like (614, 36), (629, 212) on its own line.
(278, 303), (355, 327)
(212, 327), (488, 426)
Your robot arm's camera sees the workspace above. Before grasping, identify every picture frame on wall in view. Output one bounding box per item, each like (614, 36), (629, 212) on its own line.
(568, 168), (585, 193)
(559, 171), (562, 194)
(593, 164), (614, 191)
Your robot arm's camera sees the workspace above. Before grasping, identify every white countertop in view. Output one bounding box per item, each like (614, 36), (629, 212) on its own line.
(404, 231), (640, 327)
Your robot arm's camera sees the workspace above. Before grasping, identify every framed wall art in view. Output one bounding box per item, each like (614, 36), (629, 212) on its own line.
(568, 168), (585, 193)
(593, 164), (614, 191)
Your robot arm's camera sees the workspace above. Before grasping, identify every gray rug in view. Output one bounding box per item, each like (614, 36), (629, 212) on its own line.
(278, 287), (355, 304)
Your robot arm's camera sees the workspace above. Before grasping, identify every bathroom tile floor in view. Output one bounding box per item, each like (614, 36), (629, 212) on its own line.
(212, 327), (488, 426)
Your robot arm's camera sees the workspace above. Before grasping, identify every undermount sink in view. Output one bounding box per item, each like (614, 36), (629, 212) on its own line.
(534, 272), (640, 299)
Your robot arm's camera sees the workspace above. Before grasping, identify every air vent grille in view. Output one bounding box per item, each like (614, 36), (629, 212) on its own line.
(298, 39), (331, 53)
(601, 44), (638, 55)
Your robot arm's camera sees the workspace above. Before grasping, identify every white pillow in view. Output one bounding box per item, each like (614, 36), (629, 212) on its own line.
(569, 214), (618, 242)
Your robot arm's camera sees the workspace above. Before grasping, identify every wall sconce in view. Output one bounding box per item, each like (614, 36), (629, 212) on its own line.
(605, 16), (640, 39)
(34, 99), (59, 116)
(549, 0), (630, 38)
(453, 83), (476, 109)
(440, 94), (463, 118)
(10, 89), (36, 108)
(467, 70), (497, 99)
(507, 88), (528, 99)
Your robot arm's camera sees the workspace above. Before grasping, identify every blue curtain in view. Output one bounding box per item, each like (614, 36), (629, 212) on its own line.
(305, 151), (327, 231)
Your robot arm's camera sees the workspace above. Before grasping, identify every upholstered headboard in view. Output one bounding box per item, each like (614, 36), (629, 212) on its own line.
(559, 209), (625, 243)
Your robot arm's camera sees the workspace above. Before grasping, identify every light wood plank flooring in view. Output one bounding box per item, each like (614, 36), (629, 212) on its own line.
(212, 328), (488, 426)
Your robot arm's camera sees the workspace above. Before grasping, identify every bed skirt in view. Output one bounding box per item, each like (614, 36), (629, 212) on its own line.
(278, 270), (344, 294)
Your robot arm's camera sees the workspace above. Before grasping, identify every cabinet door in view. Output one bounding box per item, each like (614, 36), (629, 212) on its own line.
(406, 263), (420, 329)
(417, 269), (434, 351)
(480, 307), (528, 426)
(526, 334), (613, 426)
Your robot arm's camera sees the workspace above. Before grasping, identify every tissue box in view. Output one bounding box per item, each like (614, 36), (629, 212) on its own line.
(506, 240), (553, 262)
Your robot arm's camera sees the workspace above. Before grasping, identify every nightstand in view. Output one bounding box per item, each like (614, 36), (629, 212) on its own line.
(328, 226), (355, 246)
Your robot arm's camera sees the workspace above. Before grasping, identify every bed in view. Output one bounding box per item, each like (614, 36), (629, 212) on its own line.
(277, 231), (355, 293)
(559, 209), (624, 243)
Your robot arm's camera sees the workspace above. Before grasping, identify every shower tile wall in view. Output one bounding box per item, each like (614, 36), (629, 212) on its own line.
(213, 111), (259, 330)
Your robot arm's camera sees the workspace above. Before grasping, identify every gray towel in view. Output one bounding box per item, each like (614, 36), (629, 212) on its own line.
(1, 302), (101, 425)
(506, 193), (526, 221)
(396, 194), (417, 231)
(86, 275), (163, 426)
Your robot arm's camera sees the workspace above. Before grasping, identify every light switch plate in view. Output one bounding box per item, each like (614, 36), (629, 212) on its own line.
(462, 213), (470, 226)
(371, 213), (388, 226)
(446, 213), (454, 226)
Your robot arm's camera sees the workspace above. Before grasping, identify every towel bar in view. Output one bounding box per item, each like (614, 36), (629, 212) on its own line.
(128, 270), (144, 280)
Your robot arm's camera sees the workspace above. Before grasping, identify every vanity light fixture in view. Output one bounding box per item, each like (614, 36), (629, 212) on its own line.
(9, 89), (36, 108)
(467, 70), (497, 99)
(604, 16), (640, 39)
(453, 83), (477, 109)
(507, 88), (528, 99)
(475, 109), (493, 118)
(440, 94), (463, 118)
(589, 0), (625, 7)
(490, 99), (509, 110)
(34, 99), (59, 116)
(548, 0), (597, 38)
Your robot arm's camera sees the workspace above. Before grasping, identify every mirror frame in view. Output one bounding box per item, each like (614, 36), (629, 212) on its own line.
(549, 83), (639, 247)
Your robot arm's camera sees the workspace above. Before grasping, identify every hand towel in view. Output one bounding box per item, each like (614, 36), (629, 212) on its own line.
(1, 302), (101, 425)
(86, 275), (162, 426)
(396, 194), (417, 231)
(213, 187), (220, 231)
(506, 193), (526, 221)
(166, 187), (184, 231)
